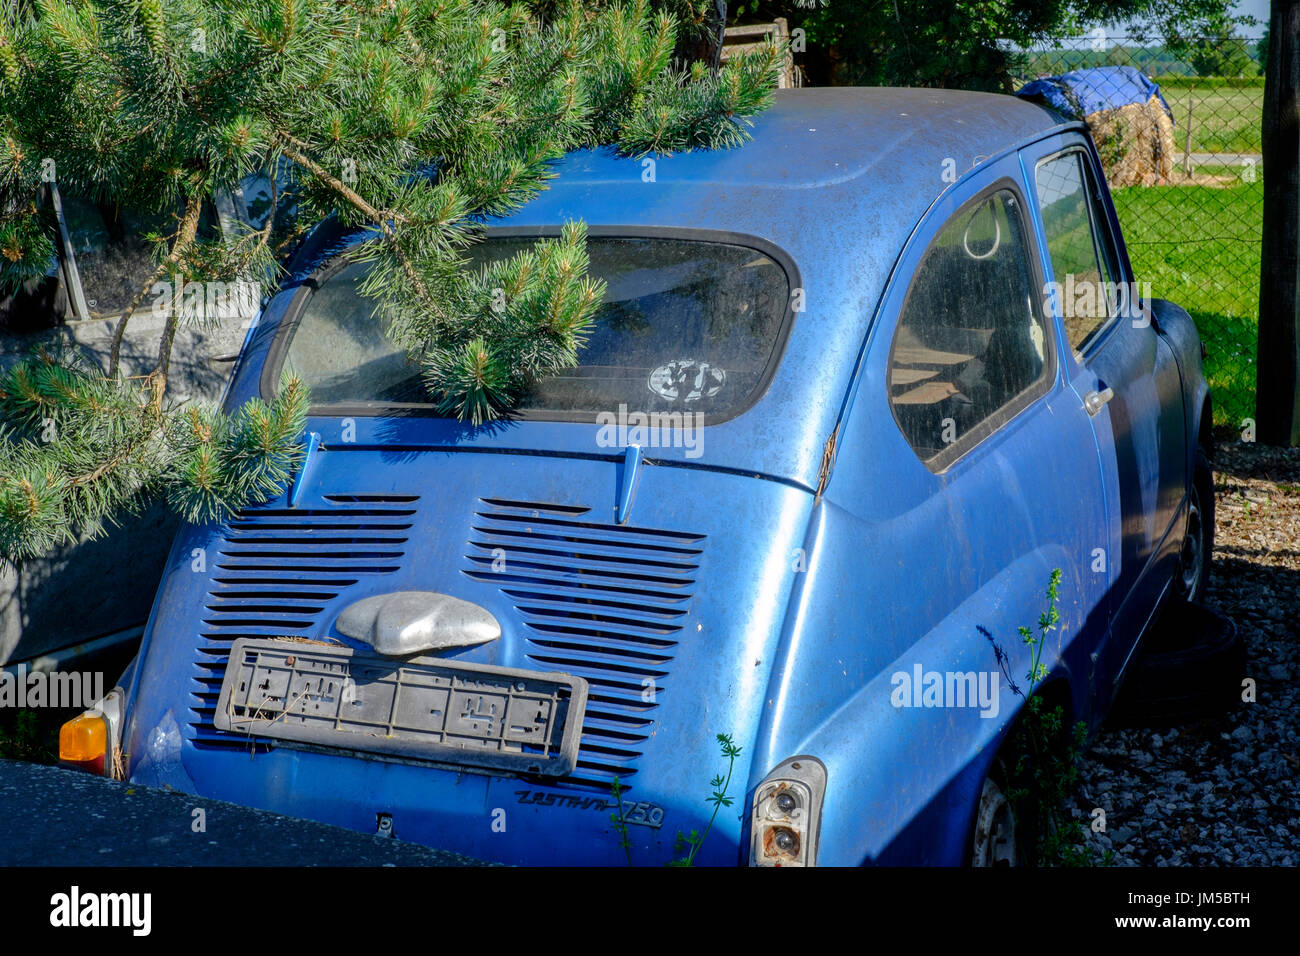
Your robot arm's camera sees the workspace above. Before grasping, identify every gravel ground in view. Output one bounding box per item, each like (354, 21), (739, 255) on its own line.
(1071, 441), (1300, 866)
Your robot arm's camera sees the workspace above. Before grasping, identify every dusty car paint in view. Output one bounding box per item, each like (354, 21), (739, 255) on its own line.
(116, 87), (1209, 865)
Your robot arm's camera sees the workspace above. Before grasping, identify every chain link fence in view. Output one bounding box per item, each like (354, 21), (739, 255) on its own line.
(1014, 36), (1265, 431)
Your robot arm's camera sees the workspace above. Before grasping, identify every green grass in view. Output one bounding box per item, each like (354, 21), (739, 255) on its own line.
(0, 709), (59, 764)
(1156, 84), (1262, 155)
(1110, 180), (1263, 427)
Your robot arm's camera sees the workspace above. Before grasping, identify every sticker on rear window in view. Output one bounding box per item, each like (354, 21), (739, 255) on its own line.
(648, 360), (726, 403)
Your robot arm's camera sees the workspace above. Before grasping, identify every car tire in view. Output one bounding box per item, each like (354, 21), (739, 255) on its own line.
(1171, 447), (1214, 605)
(1110, 602), (1244, 726)
(970, 768), (1022, 867)
(972, 690), (1087, 867)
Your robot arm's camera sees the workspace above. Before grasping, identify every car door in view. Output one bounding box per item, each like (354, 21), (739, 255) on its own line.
(1025, 136), (1187, 702)
(834, 166), (1115, 722)
(811, 168), (1117, 862)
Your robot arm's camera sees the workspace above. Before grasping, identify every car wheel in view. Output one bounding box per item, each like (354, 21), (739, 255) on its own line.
(1110, 602), (1244, 726)
(1172, 448), (1214, 604)
(970, 768), (1022, 866)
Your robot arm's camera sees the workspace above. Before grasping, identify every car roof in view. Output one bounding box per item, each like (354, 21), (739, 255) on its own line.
(501, 86), (1067, 247)
(537, 86), (1066, 188)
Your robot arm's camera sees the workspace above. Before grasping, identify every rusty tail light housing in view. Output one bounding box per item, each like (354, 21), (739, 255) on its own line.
(749, 755), (826, 867)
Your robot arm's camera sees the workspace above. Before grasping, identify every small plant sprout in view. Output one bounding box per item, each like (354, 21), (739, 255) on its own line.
(609, 775), (633, 867)
(669, 733), (742, 867)
(1018, 567), (1062, 691)
(1002, 569), (1110, 866)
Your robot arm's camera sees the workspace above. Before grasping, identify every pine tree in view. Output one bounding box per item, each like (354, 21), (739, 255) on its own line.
(0, 0), (782, 560)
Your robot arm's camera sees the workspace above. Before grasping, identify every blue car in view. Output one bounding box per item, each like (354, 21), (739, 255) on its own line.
(70, 87), (1212, 866)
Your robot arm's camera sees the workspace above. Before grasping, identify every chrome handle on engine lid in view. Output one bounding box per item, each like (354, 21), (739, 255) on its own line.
(1084, 387), (1115, 417)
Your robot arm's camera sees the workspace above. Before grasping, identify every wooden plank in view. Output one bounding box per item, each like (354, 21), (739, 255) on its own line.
(722, 42), (771, 57)
(720, 18), (795, 89)
(723, 24), (779, 41)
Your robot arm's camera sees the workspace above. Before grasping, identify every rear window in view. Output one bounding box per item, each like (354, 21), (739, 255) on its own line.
(268, 234), (796, 421)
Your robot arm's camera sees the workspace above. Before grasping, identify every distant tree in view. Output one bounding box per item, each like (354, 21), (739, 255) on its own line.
(1105, 43), (1134, 68)
(1184, 34), (1258, 76)
(1147, 0), (1260, 76)
(725, 0), (1255, 90)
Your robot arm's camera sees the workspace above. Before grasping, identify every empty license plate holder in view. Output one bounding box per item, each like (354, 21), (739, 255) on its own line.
(214, 638), (587, 776)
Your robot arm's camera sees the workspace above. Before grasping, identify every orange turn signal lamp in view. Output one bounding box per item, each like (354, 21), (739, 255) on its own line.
(57, 686), (124, 778)
(59, 711), (108, 775)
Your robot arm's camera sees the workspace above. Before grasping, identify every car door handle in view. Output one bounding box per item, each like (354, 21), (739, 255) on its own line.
(1084, 387), (1115, 416)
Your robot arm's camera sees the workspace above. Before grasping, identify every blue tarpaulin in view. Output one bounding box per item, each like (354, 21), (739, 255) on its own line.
(1017, 66), (1173, 122)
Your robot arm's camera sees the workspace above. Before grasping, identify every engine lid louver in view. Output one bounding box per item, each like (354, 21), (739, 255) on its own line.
(188, 495), (416, 750)
(189, 492), (705, 795)
(464, 498), (705, 790)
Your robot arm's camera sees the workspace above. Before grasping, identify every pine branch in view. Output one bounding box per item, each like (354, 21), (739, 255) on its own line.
(0, 0), (782, 559)
(0, 351), (309, 561)
(277, 139), (437, 306)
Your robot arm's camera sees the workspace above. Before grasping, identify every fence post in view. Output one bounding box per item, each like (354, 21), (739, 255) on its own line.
(1183, 94), (1194, 176)
(1257, 0), (1300, 446)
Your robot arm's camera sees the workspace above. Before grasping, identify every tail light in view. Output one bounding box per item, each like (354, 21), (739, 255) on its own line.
(58, 687), (124, 778)
(749, 755), (827, 867)
(59, 713), (107, 773)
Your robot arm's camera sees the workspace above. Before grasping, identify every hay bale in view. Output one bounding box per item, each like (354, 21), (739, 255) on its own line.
(1085, 94), (1175, 188)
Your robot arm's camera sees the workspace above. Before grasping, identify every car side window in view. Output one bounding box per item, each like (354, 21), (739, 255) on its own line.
(1035, 151), (1122, 354)
(888, 188), (1051, 466)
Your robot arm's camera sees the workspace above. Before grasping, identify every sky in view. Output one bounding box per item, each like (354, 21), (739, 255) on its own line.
(1233, 0), (1270, 37)
(1104, 0), (1269, 38)
(1060, 0), (1270, 47)
(1156, 0), (1269, 37)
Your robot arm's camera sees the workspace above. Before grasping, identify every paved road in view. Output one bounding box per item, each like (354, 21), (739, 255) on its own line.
(0, 759), (486, 866)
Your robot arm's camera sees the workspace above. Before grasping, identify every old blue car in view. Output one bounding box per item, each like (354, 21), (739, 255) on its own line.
(71, 87), (1213, 866)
